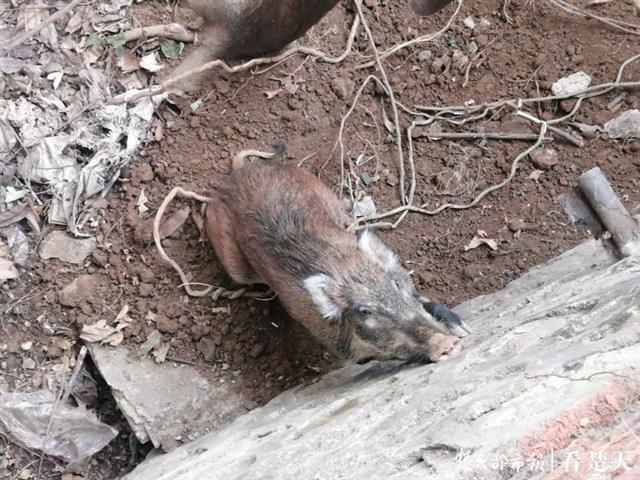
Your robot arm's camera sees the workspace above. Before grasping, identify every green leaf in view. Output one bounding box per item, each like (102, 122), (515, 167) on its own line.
(85, 33), (105, 50)
(106, 32), (126, 49)
(160, 38), (182, 60)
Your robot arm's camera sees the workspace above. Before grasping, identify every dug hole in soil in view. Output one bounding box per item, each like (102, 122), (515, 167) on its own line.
(2, 0), (640, 478)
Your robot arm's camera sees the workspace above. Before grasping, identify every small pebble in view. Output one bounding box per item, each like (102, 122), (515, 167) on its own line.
(22, 357), (36, 369)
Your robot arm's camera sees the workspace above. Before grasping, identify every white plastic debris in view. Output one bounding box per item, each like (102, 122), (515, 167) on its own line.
(603, 109), (640, 139)
(551, 71), (592, 96)
(18, 135), (77, 184)
(353, 196), (377, 218)
(0, 390), (118, 463)
(140, 52), (164, 73)
(463, 16), (476, 29)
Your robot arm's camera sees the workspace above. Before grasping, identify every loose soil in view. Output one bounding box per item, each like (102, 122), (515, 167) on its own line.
(2, 1), (640, 479)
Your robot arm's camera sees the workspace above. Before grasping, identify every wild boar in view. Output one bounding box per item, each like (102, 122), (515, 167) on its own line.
(174, 0), (457, 90)
(203, 147), (471, 364)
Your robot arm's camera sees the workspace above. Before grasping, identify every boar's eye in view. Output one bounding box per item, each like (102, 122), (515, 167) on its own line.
(359, 306), (372, 315)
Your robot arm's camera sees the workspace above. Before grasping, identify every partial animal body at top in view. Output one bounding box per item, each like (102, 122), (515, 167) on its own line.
(174, 0), (456, 90)
(204, 149), (471, 364)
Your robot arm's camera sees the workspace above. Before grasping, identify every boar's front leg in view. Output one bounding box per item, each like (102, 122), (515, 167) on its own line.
(205, 194), (263, 285)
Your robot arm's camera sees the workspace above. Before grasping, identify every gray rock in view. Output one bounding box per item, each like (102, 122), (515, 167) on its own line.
(551, 71), (591, 96)
(604, 109), (640, 139)
(39, 231), (96, 265)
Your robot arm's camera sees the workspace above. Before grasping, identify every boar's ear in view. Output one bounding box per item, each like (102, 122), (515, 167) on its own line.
(302, 273), (343, 321)
(357, 229), (398, 271)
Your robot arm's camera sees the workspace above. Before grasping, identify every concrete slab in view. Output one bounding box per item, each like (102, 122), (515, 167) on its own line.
(88, 345), (248, 451)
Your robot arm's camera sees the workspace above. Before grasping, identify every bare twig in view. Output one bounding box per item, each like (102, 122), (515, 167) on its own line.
(416, 52), (640, 114)
(109, 13), (360, 105)
(0, 0), (83, 54)
(122, 23), (196, 43)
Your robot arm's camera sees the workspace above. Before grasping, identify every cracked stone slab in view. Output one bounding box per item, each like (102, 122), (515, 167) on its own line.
(88, 345), (249, 451)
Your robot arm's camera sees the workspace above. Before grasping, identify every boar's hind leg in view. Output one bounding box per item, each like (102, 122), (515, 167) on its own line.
(172, 26), (229, 92)
(205, 196), (262, 285)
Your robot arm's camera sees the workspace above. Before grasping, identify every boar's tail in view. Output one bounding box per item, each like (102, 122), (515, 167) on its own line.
(232, 140), (287, 171)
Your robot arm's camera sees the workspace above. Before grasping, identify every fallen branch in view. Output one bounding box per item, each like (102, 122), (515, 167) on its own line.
(413, 128), (582, 147)
(109, 13), (360, 105)
(0, 0), (83, 54)
(122, 23), (196, 43)
(577, 167), (640, 257)
(413, 131), (546, 141)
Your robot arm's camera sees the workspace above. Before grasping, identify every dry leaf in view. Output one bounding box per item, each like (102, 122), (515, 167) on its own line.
(80, 313), (129, 346)
(47, 71), (63, 90)
(137, 189), (149, 216)
(264, 89), (283, 99)
(115, 304), (130, 322)
(159, 207), (190, 239)
(80, 320), (118, 343)
(464, 230), (498, 251)
(529, 169), (544, 181)
(0, 202), (30, 229)
(134, 329), (162, 358)
(139, 52), (163, 72)
(117, 73), (144, 90)
(117, 51), (140, 73)
(0, 258), (19, 282)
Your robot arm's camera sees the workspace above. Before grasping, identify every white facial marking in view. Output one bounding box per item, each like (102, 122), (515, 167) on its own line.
(364, 317), (378, 329)
(302, 273), (342, 320)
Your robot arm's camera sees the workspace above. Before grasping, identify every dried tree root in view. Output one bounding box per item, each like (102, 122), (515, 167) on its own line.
(122, 23), (196, 43)
(153, 187), (216, 297)
(153, 187), (276, 300)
